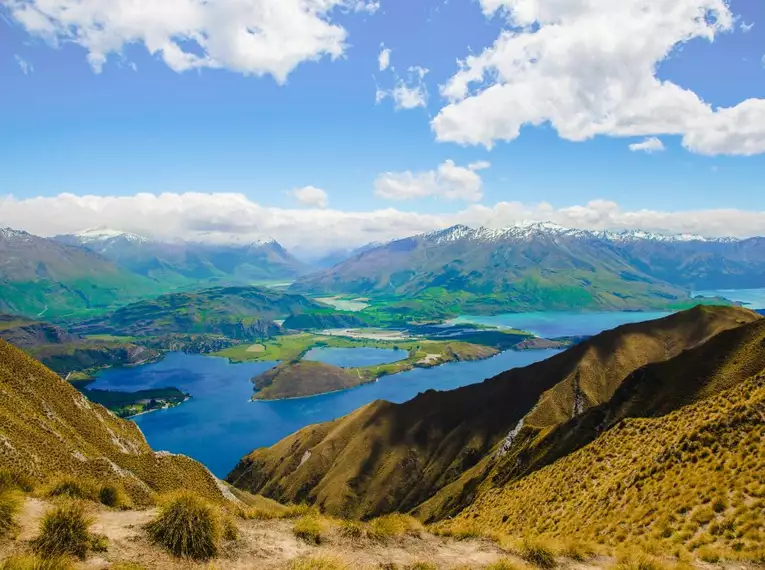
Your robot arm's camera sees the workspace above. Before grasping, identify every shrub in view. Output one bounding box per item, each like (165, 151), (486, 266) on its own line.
(222, 516), (239, 541)
(32, 500), (96, 559)
(0, 554), (74, 570)
(288, 555), (349, 570)
(145, 492), (221, 560)
(292, 515), (327, 545)
(368, 514), (423, 541)
(560, 539), (596, 561)
(519, 539), (557, 569)
(614, 551), (669, 570)
(406, 563), (437, 570)
(98, 484), (131, 509)
(43, 476), (97, 502)
(338, 520), (367, 540)
(0, 470), (35, 494)
(0, 491), (21, 536)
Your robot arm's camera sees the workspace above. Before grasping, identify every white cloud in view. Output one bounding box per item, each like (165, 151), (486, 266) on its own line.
(374, 160), (488, 202)
(629, 137), (666, 153)
(290, 186), (329, 209)
(14, 54), (32, 74)
(741, 21), (755, 33)
(2, 0), (374, 83)
(4, 193), (765, 254)
(432, 0), (765, 156)
(378, 46), (391, 71)
(376, 65), (429, 110)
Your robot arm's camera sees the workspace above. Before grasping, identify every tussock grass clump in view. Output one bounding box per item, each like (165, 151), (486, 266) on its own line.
(222, 516), (239, 541)
(519, 539), (557, 569)
(32, 500), (97, 559)
(292, 515), (327, 545)
(368, 514), (423, 541)
(42, 476), (98, 502)
(288, 555), (349, 570)
(0, 491), (21, 536)
(405, 563), (437, 570)
(0, 554), (74, 570)
(110, 564), (148, 570)
(98, 483), (131, 509)
(560, 539), (597, 561)
(145, 492), (221, 560)
(614, 551), (669, 570)
(486, 560), (525, 570)
(0, 470), (35, 494)
(239, 502), (316, 520)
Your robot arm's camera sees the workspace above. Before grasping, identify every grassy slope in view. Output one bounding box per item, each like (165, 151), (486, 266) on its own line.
(228, 306), (759, 519)
(0, 339), (233, 506)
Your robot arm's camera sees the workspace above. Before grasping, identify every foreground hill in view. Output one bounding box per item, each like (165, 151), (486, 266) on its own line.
(0, 339), (233, 506)
(229, 305), (760, 520)
(0, 228), (160, 319)
(72, 286), (325, 339)
(56, 228), (311, 285)
(290, 224), (691, 314)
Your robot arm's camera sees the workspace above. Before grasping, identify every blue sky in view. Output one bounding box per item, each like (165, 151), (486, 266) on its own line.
(1, 0), (765, 251)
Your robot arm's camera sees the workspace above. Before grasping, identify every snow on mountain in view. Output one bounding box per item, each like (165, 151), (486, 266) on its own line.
(74, 227), (151, 244)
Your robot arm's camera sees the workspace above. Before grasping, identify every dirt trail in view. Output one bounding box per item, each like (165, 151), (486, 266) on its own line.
(1, 498), (519, 569)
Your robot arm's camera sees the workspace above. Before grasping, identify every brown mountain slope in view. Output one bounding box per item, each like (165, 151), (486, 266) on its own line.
(0, 339), (234, 506)
(442, 362), (765, 559)
(228, 305), (760, 519)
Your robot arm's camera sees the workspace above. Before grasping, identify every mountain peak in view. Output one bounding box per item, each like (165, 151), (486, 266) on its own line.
(0, 227), (32, 241)
(74, 227), (151, 243)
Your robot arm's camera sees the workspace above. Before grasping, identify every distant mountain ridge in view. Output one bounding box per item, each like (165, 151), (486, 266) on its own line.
(55, 227), (310, 285)
(291, 222), (765, 313)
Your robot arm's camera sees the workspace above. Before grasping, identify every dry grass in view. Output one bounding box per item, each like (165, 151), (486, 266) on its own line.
(0, 470), (35, 494)
(292, 515), (327, 545)
(288, 555), (350, 570)
(368, 514), (423, 541)
(519, 539), (557, 569)
(32, 500), (98, 559)
(145, 492), (221, 560)
(0, 491), (21, 536)
(41, 476), (98, 502)
(0, 555), (74, 570)
(98, 483), (132, 509)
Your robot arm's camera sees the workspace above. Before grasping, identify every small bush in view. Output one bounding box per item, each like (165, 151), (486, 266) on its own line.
(0, 470), (35, 494)
(292, 515), (327, 545)
(368, 514), (423, 541)
(0, 554), (74, 570)
(487, 561), (524, 570)
(145, 492), (221, 560)
(110, 564), (147, 570)
(98, 484), (131, 509)
(560, 539), (596, 561)
(43, 476), (97, 502)
(222, 516), (239, 541)
(405, 563), (437, 570)
(520, 539), (557, 569)
(614, 551), (669, 570)
(338, 520), (367, 540)
(32, 500), (95, 559)
(288, 555), (349, 570)
(0, 491), (21, 536)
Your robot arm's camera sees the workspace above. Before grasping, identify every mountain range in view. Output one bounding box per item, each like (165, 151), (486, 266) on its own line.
(291, 223), (765, 314)
(229, 305), (765, 557)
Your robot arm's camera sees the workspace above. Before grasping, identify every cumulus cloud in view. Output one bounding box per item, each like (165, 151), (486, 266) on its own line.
(376, 66), (429, 110)
(14, 54), (32, 74)
(3, 193), (765, 253)
(378, 45), (391, 71)
(290, 186), (329, 209)
(741, 21), (754, 33)
(2, 0), (374, 82)
(629, 137), (666, 153)
(432, 0), (765, 156)
(374, 160), (488, 202)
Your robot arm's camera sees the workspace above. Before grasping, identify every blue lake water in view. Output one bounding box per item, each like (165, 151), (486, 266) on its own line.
(89, 349), (561, 478)
(452, 311), (672, 338)
(694, 288), (765, 310)
(303, 347), (407, 368)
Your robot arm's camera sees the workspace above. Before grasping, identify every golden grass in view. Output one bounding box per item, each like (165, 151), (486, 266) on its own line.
(288, 555), (350, 570)
(0, 554), (75, 570)
(0, 491), (21, 536)
(32, 500), (98, 559)
(145, 492), (221, 560)
(98, 483), (132, 509)
(518, 538), (557, 569)
(486, 561), (525, 570)
(0, 470), (35, 494)
(367, 514), (423, 541)
(292, 515), (327, 545)
(42, 476), (98, 502)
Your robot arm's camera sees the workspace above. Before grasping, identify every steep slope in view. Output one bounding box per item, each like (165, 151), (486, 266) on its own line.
(441, 323), (765, 557)
(0, 339), (234, 505)
(228, 306), (760, 519)
(56, 229), (310, 284)
(290, 223), (690, 313)
(0, 314), (78, 348)
(0, 228), (159, 318)
(72, 285), (324, 338)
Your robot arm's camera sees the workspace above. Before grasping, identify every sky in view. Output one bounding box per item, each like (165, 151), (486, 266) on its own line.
(1, 0), (765, 254)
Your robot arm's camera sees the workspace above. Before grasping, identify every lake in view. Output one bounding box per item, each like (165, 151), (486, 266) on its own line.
(451, 311), (672, 338)
(695, 288), (765, 310)
(303, 346), (407, 368)
(89, 349), (561, 478)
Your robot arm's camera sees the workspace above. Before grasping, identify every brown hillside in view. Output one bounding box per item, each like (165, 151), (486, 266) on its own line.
(228, 306), (760, 519)
(0, 339), (235, 506)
